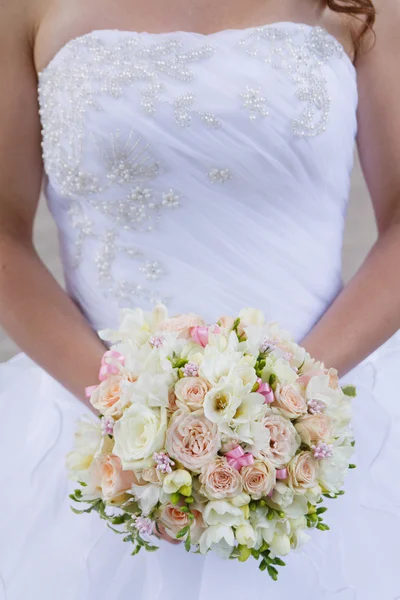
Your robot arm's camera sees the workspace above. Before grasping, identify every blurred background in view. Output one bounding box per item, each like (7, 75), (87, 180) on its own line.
(0, 153), (377, 361)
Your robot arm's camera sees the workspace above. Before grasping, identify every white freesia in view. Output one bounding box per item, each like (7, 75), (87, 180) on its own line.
(199, 341), (243, 387)
(162, 469), (192, 494)
(230, 492), (251, 507)
(270, 532), (291, 557)
(318, 444), (354, 493)
(131, 482), (163, 516)
(270, 483), (309, 518)
(203, 500), (245, 527)
(198, 524), (235, 557)
(273, 359), (298, 384)
(113, 404), (167, 470)
(235, 522), (257, 547)
(128, 372), (172, 408)
(66, 418), (102, 482)
(203, 382), (242, 425)
(100, 304), (168, 345)
(238, 307), (266, 327)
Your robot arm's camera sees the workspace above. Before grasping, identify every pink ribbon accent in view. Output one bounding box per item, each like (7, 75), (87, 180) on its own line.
(276, 469), (288, 480)
(190, 325), (221, 347)
(85, 385), (99, 399)
(226, 446), (255, 471)
(256, 378), (275, 404)
(102, 350), (125, 366)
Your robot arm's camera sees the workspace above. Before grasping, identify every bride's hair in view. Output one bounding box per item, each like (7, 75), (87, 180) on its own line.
(325, 0), (376, 44)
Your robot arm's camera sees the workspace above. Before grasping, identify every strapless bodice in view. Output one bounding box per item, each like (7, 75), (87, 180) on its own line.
(38, 22), (358, 339)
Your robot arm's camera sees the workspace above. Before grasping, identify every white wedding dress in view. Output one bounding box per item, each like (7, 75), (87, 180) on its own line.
(1, 22), (399, 600)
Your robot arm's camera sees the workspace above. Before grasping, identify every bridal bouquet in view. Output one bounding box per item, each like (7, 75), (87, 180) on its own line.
(67, 305), (356, 580)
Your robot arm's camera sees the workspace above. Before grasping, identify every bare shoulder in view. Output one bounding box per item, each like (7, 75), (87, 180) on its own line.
(357, 0), (400, 60)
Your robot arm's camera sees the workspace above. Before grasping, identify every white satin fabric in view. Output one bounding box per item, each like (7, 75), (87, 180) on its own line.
(1, 22), (399, 600)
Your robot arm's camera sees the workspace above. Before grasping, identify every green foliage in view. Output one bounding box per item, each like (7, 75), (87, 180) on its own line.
(342, 385), (357, 398)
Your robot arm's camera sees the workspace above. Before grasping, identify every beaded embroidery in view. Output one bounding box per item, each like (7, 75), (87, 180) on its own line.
(238, 26), (344, 136)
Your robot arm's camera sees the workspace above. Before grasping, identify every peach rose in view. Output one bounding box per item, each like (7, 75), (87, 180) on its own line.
(159, 504), (205, 542)
(166, 410), (221, 473)
(288, 451), (318, 492)
(200, 457), (243, 499)
(90, 374), (134, 417)
(272, 384), (308, 419)
(295, 414), (332, 446)
(217, 315), (236, 330)
(259, 414), (300, 468)
(326, 367), (340, 391)
(241, 459), (276, 499)
(88, 455), (135, 501)
(158, 314), (205, 339)
(174, 377), (209, 411)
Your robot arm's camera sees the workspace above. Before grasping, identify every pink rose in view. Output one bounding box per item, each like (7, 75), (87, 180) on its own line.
(200, 457), (243, 499)
(288, 451), (318, 492)
(158, 314), (205, 339)
(165, 410), (221, 473)
(241, 459), (276, 499)
(90, 374), (134, 417)
(259, 414), (300, 468)
(159, 504), (205, 542)
(295, 414), (332, 446)
(88, 455), (135, 501)
(272, 384), (308, 419)
(174, 377), (209, 411)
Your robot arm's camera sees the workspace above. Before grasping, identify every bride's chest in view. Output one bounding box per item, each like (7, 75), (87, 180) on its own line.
(38, 24), (357, 201)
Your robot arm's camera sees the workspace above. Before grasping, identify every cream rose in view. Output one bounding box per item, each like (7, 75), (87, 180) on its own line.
(166, 409), (221, 472)
(200, 457), (243, 499)
(273, 384), (307, 419)
(295, 414), (332, 446)
(90, 374), (133, 418)
(174, 377), (209, 411)
(241, 459), (276, 499)
(163, 469), (192, 494)
(288, 451), (318, 493)
(258, 414), (300, 468)
(87, 455), (135, 501)
(158, 313), (205, 338)
(113, 404), (167, 470)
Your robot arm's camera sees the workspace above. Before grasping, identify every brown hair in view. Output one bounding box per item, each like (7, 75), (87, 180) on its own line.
(325, 0), (376, 45)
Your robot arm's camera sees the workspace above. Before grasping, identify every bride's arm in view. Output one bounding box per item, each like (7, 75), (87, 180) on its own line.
(302, 1), (400, 374)
(0, 2), (105, 404)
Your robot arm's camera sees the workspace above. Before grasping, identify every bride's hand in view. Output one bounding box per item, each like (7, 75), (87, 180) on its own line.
(154, 523), (182, 545)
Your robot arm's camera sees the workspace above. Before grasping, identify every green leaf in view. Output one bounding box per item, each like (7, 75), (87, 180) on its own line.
(273, 557), (286, 567)
(351, 440), (356, 447)
(176, 525), (190, 539)
(259, 558), (268, 572)
(342, 385), (357, 398)
(232, 317), (241, 332)
(316, 507), (328, 515)
(78, 481), (87, 487)
(349, 464), (357, 469)
(269, 373), (277, 387)
(267, 565), (279, 581)
(175, 358), (188, 369)
(317, 523), (330, 531)
(131, 545), (141, 556)
(184, 533), (192, 552)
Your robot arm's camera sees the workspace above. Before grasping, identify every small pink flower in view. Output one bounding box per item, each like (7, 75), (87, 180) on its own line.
(149, 335), (165, 348)
(312, 441), (334, 460)
(260, 336), (276, 353)
(134, 516), (154, 537)
(153, 452), (175, 474)
(183, 362), (200, 377)
(158, 314), (205, 339)
(101, 416), (115, 436)
(307, 399), (326, 415)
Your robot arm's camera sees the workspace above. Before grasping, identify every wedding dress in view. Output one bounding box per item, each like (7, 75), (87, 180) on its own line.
(1, 22), (399, 600)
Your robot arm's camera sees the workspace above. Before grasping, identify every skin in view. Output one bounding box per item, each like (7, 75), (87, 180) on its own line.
(0, 0), (398, 541)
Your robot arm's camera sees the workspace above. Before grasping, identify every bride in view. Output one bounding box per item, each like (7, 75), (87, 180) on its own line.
(1, 0), (399, 598)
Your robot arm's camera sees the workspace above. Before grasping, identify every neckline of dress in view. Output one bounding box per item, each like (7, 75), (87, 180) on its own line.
(38, 21), (356, 77)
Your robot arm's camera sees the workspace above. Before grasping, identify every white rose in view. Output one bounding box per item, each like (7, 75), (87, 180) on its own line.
(162, 469), (192, 494)
(203, 500), (245, 527)
(113, 404), (167, 470)
(235, 522), (257, 548)
(318, 444), (354, 494)
(66, 418), (102, 482)
(198, 524), (235, 558)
